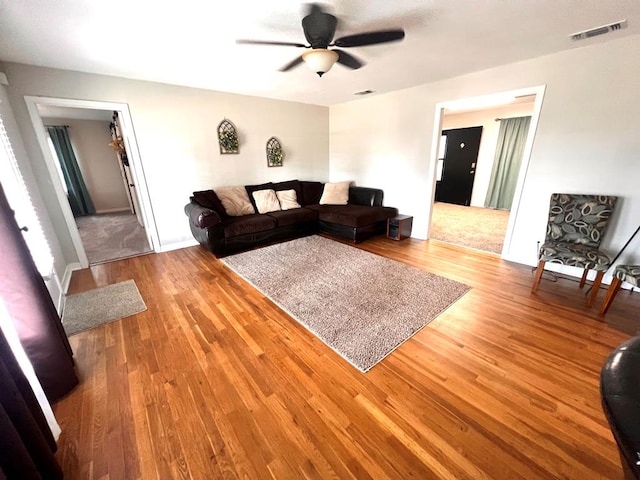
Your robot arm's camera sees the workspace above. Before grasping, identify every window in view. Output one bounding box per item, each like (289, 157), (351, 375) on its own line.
(0, 112), (54, 277)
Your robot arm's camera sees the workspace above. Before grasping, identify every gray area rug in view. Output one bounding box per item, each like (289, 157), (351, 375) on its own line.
(62, 280), (147, 336)
(76, 213), (152, 265)
(222, 236), (470, 372)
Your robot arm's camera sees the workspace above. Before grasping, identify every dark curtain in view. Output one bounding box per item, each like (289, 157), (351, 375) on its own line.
(0, 327), (63, 479)
(45, 126), (95, 217)
(0, 182), (78, 403)
(484, 116), (531, 210)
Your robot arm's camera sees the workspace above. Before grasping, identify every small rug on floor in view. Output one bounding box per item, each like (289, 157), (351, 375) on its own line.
(222, 236), (470, 372)
(62, 280), (147, 336)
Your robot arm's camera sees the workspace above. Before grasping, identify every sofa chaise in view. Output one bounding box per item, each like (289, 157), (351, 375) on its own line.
(184, 180), (397, 257)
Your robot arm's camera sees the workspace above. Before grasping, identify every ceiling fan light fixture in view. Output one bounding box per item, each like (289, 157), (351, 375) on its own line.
(302, 49), (339, 77)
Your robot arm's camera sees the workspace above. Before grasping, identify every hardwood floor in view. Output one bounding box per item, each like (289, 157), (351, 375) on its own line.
(54, 236), (637, 479)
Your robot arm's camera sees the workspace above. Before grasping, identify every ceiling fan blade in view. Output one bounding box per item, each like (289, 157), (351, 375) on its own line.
(333, 29), (405, 48)
(334, 49), (364, 70)
(279, 56), (304, 72)
(236, 39), (306, 48)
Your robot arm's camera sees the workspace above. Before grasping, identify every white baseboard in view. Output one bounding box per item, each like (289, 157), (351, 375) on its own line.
(508, 259), (639, 291)
(95, 207), (131, 214)
(43, 270), (64, 314)
(158, 239), (199, 253)
(61, 262), (83, 295)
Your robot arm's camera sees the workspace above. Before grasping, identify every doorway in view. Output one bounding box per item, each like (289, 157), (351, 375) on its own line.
(427, 86), (546, 257)
(24, 97), (159, 268)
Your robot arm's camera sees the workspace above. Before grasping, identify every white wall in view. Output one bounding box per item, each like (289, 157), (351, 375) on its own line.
(442, 102), (535, 207)
(329, 34), (640, 276)
(42, 118), (130, 213)
(2, 63), (330, 278)
(5, 33), (640, 285)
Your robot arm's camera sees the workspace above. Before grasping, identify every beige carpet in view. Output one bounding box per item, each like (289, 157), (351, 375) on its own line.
(62, 280), (147, 336)
(222, 236), (470, 372)
(431, 202), (510, 254)
(76, 212), (152, 265)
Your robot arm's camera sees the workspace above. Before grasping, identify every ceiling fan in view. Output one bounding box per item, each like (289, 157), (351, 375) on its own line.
(237, 4), (405, 77)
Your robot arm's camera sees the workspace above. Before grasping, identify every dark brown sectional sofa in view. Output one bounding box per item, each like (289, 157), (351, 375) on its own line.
(184, 180), (397, 257)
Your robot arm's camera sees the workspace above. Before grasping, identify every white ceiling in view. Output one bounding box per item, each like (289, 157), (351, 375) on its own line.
(1, 1), (639, 106)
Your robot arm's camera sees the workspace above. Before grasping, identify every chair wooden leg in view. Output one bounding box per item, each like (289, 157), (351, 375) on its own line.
(600, 278), (622, 315)
(579, 269), (589, 288)
(531, 260), (546, 293)
(588, 270), (605, 307)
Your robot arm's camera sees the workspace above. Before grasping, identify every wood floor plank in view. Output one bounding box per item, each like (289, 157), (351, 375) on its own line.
(54, 236), (636, 479)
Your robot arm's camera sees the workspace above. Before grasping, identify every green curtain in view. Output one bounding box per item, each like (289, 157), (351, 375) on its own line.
(484, 116), (531, 210)
(46, 126), (95, 217)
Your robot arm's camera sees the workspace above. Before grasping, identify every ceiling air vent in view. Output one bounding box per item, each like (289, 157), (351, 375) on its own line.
(570, 19), (627, 41)
(354, 89), (375, 96)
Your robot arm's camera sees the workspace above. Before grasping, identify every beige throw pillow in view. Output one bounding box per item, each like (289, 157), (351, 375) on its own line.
(215, 186), (255, 216)
(252, 189), (282, 214)
(275, 189), (301, 210)
(319, 181), (351, 205)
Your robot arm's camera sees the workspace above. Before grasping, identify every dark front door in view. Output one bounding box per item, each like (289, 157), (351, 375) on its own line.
(435, 126), (483, 206)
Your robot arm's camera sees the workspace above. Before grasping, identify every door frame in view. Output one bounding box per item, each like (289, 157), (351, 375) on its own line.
(120, 134), (144, 226)
(426, 85), (546, 258)
(109, 111), (143, 225)
(24, 96), (159, 268)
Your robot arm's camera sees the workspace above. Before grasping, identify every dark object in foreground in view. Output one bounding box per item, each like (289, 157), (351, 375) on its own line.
(601, 336), (640, 480)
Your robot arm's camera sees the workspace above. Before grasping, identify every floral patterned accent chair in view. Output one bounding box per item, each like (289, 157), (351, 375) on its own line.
(531, 193), (617, 306)
(600, 265), (640, 315)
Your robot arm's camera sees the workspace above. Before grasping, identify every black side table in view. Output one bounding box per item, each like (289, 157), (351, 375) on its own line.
(387, 214), (413, 241)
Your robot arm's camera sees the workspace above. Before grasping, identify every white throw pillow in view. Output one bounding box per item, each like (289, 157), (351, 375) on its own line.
(319, 181), (351, 205)
(252, 189), (282, 214)
(214, 186), (255, 216)
(275, 189), (301, 210)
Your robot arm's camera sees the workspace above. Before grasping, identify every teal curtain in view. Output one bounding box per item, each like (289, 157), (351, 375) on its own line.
(484, 116), (531, 210)
(46, 126), (95, 217)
